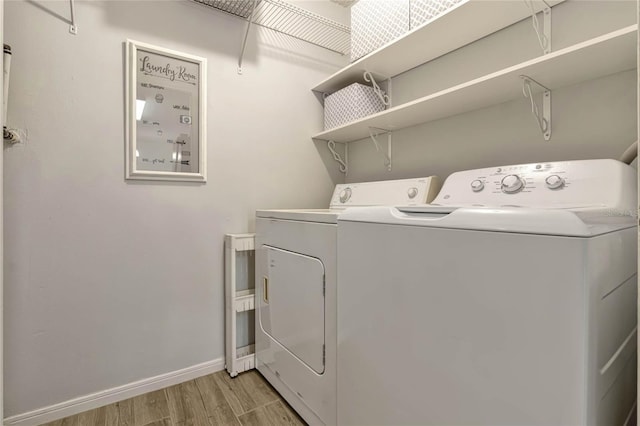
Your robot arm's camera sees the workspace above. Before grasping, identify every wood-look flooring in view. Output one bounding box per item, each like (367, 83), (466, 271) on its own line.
(40, 370), (306, 426)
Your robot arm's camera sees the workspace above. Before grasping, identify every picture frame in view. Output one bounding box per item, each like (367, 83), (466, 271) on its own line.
(125, 40), (207, 182)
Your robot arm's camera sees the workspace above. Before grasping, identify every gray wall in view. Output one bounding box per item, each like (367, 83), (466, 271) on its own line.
(3, 0), (346, 417)
(345, 0), (638, 183)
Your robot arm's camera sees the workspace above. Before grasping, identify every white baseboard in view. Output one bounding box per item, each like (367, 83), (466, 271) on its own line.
(4, 357), (225, 426)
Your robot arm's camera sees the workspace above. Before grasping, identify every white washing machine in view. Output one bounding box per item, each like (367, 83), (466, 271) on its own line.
(255, 176), (441, 425)
(337, 159), (637, 425)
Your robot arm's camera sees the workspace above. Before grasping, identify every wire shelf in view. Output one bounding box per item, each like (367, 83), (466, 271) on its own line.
(195, 0), (258, 18)
(193, 0), (351, 55)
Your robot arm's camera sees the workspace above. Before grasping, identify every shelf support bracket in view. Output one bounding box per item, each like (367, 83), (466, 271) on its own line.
(368, 127), (392, 171)
(69, 0), (78, 35)
(543, 5), (551, 54)
(520, 75), (551, 141)
(327, 140), (348, 174)
(364, 71), (391, 106)
(238, 0), (258, 75)
(524, 0), (551, 54)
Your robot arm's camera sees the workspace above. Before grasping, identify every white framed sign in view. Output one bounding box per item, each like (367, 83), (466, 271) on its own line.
(125, 40), (207, 182)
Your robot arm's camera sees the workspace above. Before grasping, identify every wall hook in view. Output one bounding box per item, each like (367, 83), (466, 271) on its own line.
(520, 75), (551, 141)
(3, 127), (21, 144)
(368, 127), (392, 171)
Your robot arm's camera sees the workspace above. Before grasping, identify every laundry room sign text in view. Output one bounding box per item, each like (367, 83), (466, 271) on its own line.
(139, 54), (198, 85)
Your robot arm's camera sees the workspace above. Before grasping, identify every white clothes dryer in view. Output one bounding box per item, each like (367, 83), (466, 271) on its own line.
(255, 176), (441, 425)
(337, 159), (637, 425)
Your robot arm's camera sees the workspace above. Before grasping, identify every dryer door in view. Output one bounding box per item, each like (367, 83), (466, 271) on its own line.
(260, 245), (325, 374)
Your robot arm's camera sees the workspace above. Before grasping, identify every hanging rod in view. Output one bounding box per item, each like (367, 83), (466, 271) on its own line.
(193, 0), (350, 55)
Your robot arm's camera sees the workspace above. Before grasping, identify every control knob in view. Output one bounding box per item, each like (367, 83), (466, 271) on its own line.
(470, 179), (484, 192)
(339, 187), (352, 203)
(407, 187), (419, 199)
(501, 174), (525, 194)
(545, 174), (565, 190)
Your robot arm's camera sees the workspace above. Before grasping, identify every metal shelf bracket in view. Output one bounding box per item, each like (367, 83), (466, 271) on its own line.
(238, 0), (259, 74)
(327, 140), (348, 174)
(542, 6), (551, 54)
(520, 75), (551, 141)
(69, 0), (78, 35)
(364, 71), (391, 106)
(524, 0), (550, 53)
(368, 127), (392, 171)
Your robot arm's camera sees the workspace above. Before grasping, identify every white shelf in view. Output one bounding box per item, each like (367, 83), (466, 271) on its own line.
(235, 289), (256, 313)
(235, 344), (256, 373)
(312, 25), (638, 143)
(312, 0), (565, 94)
(226, 233), (255, 252)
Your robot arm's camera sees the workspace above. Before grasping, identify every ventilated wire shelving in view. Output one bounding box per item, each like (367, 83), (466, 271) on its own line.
(193, 0), (351, 55)
(195, 0), (257, 18)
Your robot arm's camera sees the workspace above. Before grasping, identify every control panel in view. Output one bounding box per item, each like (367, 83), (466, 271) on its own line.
(431, 159), (637, 213)
(329, 176), (441, 208)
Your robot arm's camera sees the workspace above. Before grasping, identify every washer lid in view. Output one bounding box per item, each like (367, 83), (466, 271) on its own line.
(338, 205), (636, 237)
(256, 209), (341, 223)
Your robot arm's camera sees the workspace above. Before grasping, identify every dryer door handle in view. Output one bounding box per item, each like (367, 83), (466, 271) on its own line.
(263, 277), (269, 303)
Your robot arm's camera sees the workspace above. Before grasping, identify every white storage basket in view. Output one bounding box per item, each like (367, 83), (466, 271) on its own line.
(350, 0), (410, 62)
(410, 0), (463, 29)
(324, 83), (387, 130)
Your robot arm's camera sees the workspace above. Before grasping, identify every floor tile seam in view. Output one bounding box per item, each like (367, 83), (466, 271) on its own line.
(194, 375), (241, 425)
(162, 387), (175, 422)
(235, 374), (283, 416)
(163, 387), (180, 426)
(194, 375), (228, 415)
(236, 397), (284, 417)
(208, 374), (244, 421)
(139, 416), (174, 426)
(191, 380), (216, 426)
(167, 381), (214, 426)
(216, 376), (264, 417)
(220, 412), (243, 426)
